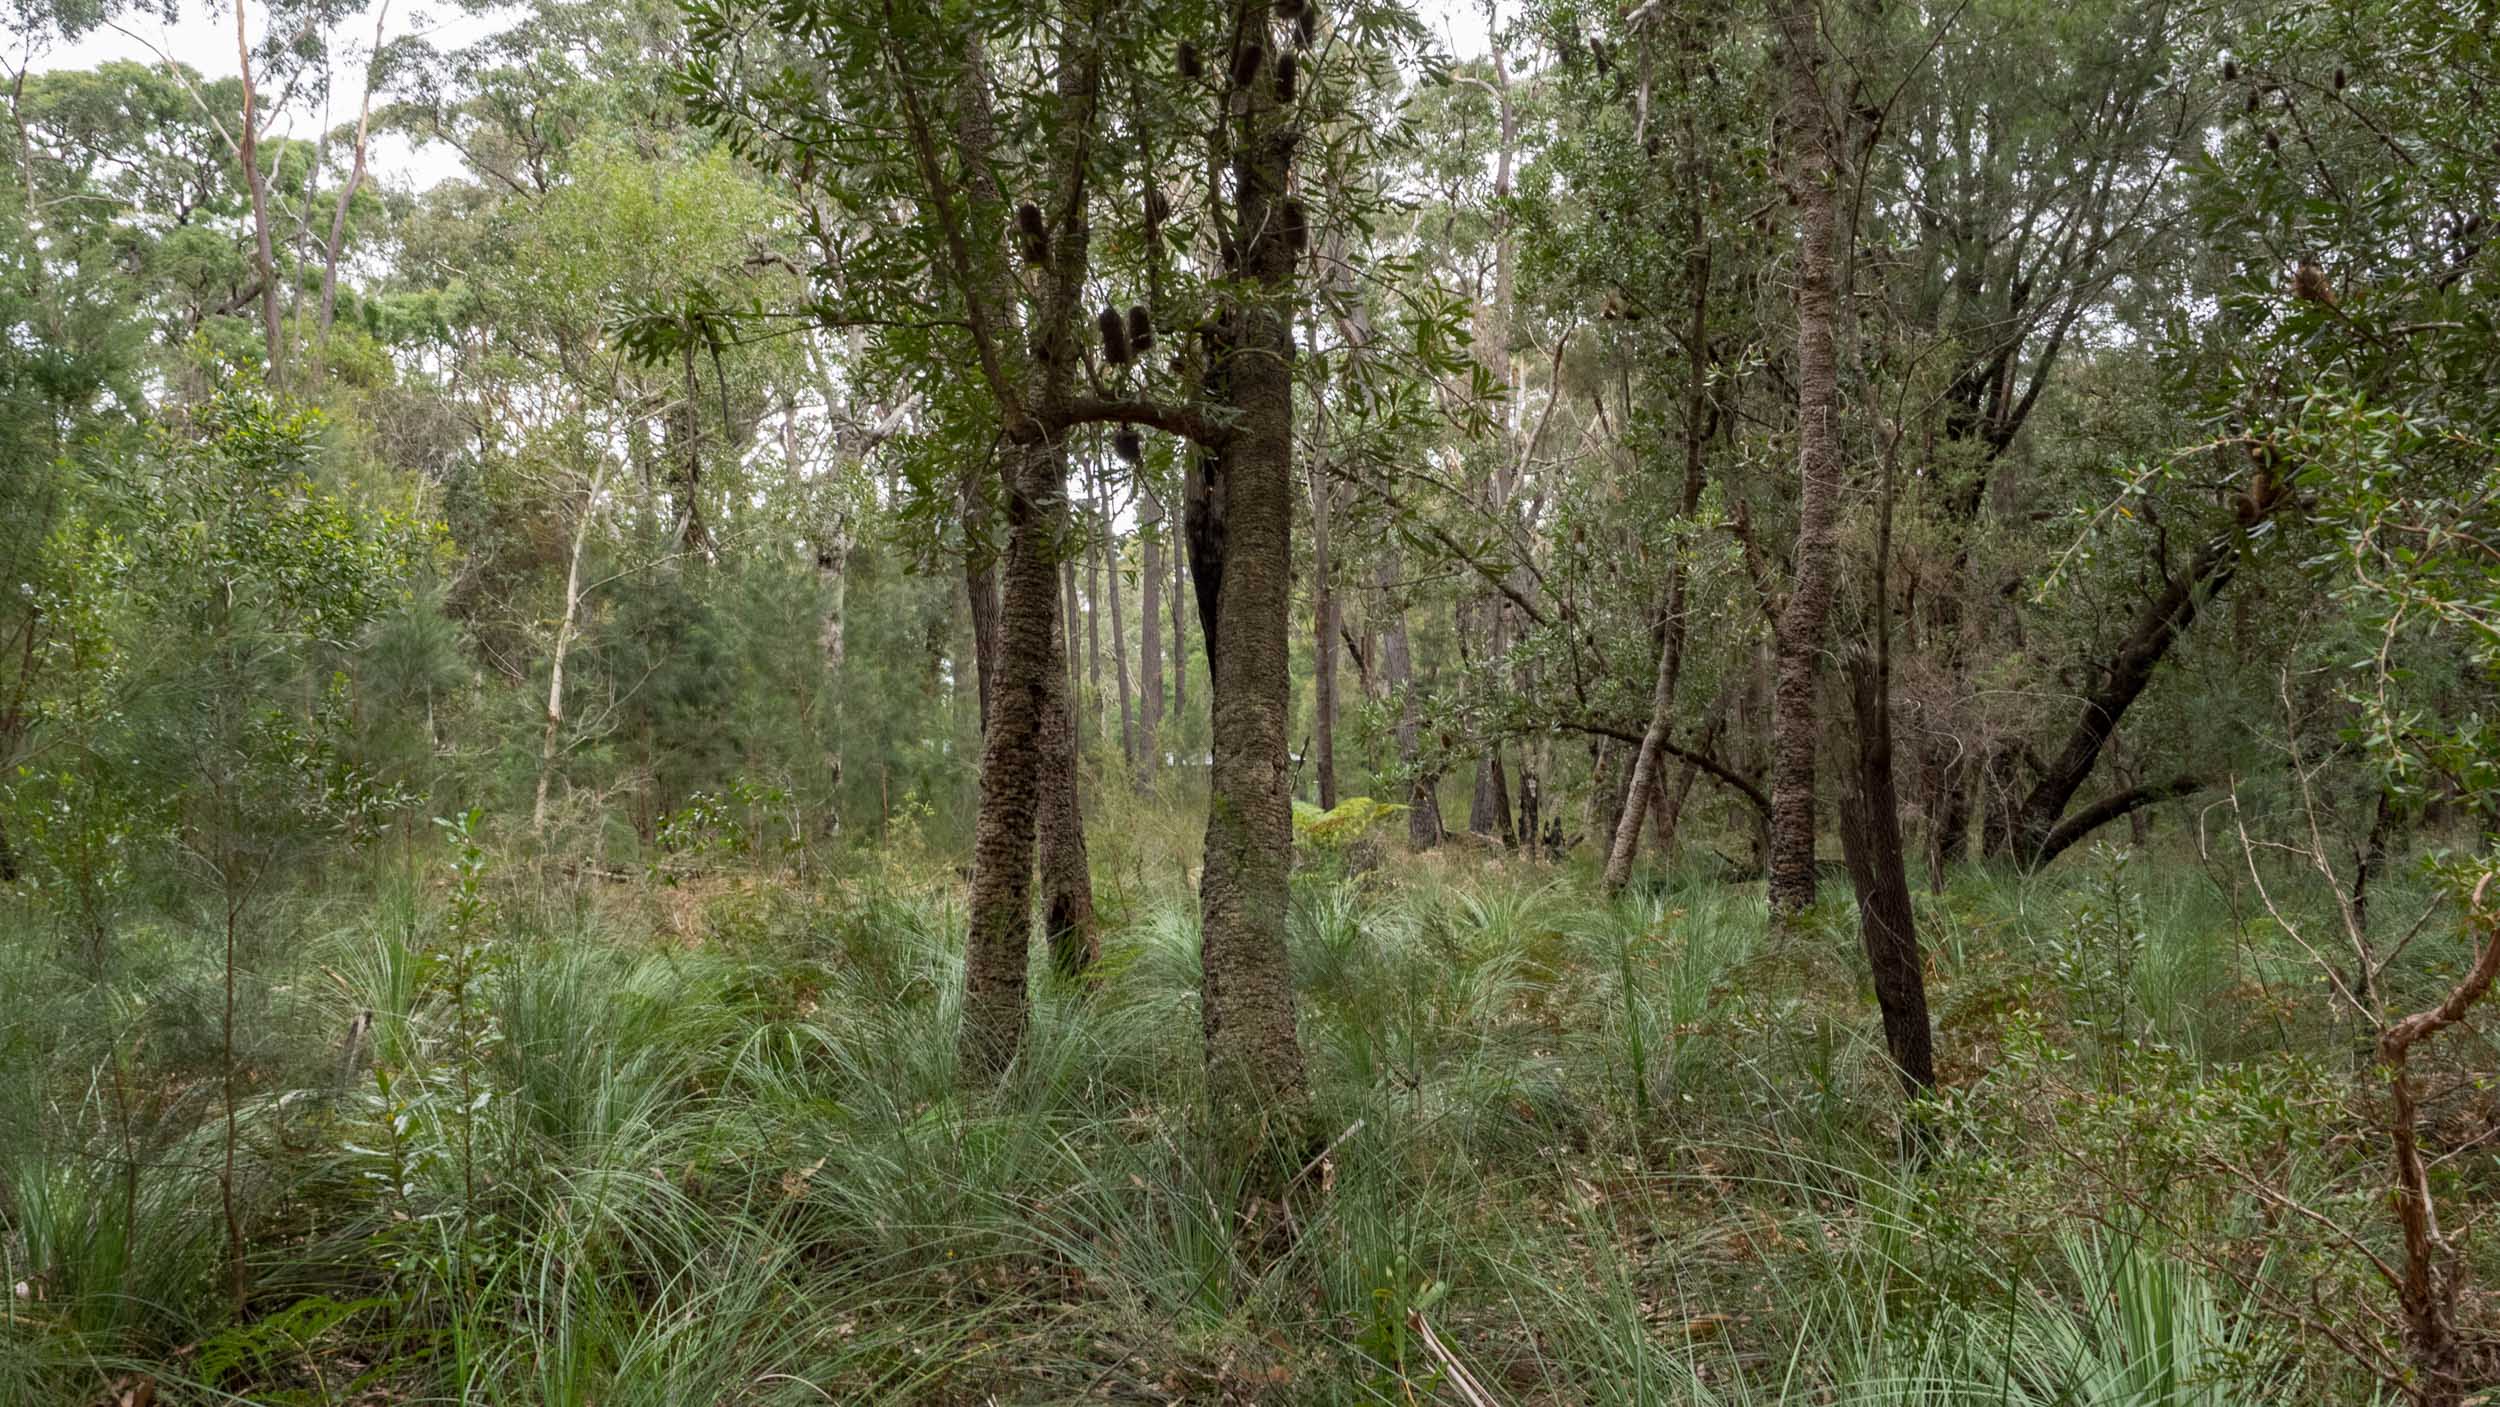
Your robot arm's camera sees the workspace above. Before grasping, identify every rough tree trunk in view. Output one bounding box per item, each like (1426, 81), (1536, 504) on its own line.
(1193, 9), (1311, 1154)
(1766, 0), (1845, 917)
(959, 440), (1066, 1078)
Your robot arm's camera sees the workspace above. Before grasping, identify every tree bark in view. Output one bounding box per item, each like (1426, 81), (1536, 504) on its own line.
(1837, 647), (1937, 1099)
(960, 439), (1065, 1077)
(1766, 0), (1846, 917)
(1195, 8), (1310, 1153)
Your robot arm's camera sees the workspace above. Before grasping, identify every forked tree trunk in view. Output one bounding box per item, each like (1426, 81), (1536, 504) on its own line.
(317, 0), (390, 366)
(959, 440), (1066, 1077)
(1837, 647), (1937, 1099)
(1766, 0), (1846, 917)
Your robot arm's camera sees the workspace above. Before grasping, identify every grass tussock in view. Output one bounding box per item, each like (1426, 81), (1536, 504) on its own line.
(0, 816), (2475, 1404)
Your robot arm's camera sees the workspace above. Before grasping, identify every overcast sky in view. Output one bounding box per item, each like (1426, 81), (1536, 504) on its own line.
(21, 0), (1505, 192)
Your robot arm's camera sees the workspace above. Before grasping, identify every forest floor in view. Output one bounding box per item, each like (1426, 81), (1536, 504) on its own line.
(0, 796), (2485, 1404)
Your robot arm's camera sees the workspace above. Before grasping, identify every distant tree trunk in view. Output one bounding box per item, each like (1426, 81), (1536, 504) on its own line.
(1589, 740), (1626, 864)
(1061, 555), (1085, 747)
(233, 0), (283, 385)
(1309, 454), (1341, 810)
(1138, 487), (1166, 781)
(1606, 202), (1712, 891)
(533, 461), (608, 835)
(1193, 8), (1310, 1151)
(1102, 475), (1137, 773)
(672, 344), (714, 556)
(1083, 481), (1108, 753)
(2002, 526), (2249, 868)
(1655, 696), (1729, 859)
(960, 440), (1065, 1078)
(316, 0), (389, 367)
(1766, 0), (1845, 918)
(1377, 558), (1441, 849)
(1171, 516), (1187, 732)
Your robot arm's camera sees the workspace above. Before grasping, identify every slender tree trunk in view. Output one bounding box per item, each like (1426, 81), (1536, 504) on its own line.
(1377, 557), (1441, 849)
(1171, 516), (1187, 733)
(316, 0), (389, 366)
(672, 345), (713, 556)
(233, 0), (283, 385)
(1766, 0), (1845, 917)
(533, 462), (607, 835)
(1139, 487), (1166, 781)
(1655, 694), (1730, 858)
(1605, 193), (1712, 891)
(1062, 555), (1084, 747)
(1309, 453), (1340, 810)
(1099, 466), (1137, 772)
(1084, 485), (1107, 750)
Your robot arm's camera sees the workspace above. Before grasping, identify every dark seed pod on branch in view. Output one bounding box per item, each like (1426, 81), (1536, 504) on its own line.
(1115, 427), (1143, 464)
(1281, 197), (1308, 253)
(1231, 42), (1264, 87)
(1016, 203), (1049, 264)
(1276, 52), (1297, 101)
(1219, 234), (1239, 267)
(2245, 88), (2260, 114)
(1099, 306), (1132, 365)
(2263, 128), (2280, 151)
(2221, 57), (2237, 81)
(1127, 304), (1154, 354)
(1178, 41), (1203, 78)
(1144, 187), (1171, 227)
(1295, 5), (1316, 48)
(2332, 65), (2346, 91)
